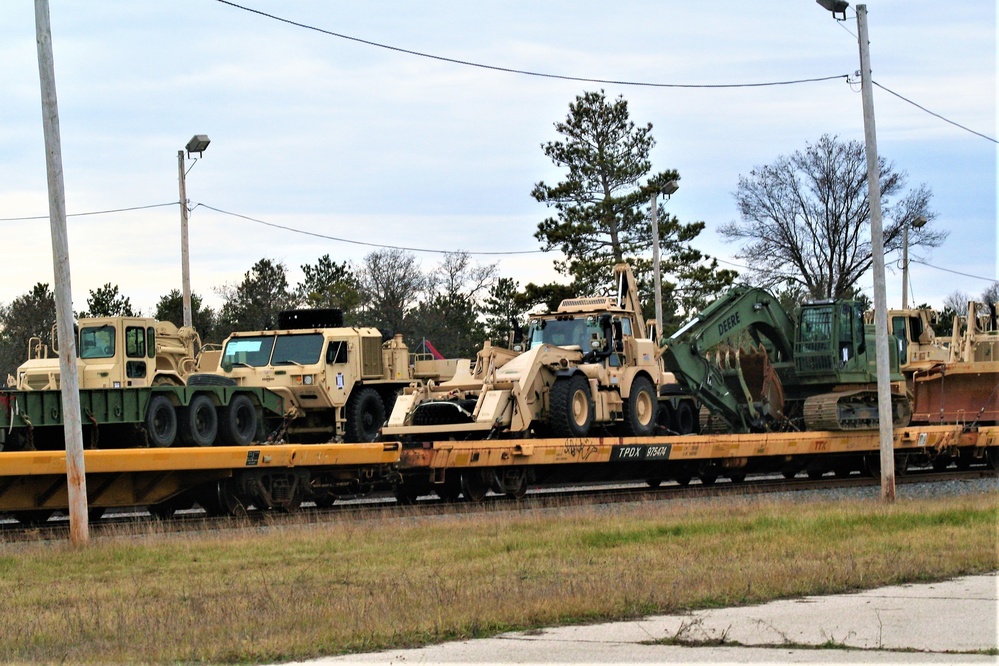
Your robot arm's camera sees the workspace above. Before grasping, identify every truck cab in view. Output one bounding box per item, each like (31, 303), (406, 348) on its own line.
(14, 317), (199, 391)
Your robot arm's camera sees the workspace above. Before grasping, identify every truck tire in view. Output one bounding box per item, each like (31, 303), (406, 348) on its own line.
(218, 394), (258, 446)
(622, 375), (657, 436)
(344, 387), (385, 442)
(673, 400), (696, 435)
(145, 395), (177, 447)
(179, 394), (218, 446)
(549, 374), (594, 438)
(187, 373), (237, 387)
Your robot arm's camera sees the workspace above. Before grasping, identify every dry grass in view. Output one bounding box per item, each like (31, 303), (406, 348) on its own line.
(0, 492), (996, 664)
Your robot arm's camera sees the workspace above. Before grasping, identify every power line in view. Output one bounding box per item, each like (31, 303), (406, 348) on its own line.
(214, 2), (996, 143)
(911, 259), (997, 283)
(873, 81), (998, 144)
(194, 203), (546, 256)
(0, 201), (178, 222)
(213, 0), (848, 90)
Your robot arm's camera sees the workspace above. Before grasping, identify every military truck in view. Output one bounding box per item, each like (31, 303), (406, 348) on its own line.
(11, 316), (203, 391)
(193, 309), (457, 443)
(384, 263), (698, 440)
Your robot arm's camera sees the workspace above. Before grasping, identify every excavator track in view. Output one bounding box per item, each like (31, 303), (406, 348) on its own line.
(803, 389), (911, 431)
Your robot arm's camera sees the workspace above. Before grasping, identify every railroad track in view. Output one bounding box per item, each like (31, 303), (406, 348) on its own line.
(1, 467), (994, 543)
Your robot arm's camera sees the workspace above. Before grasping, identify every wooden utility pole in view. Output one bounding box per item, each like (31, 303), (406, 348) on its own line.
(856, 4), (896, 502)
(35, 0), (90, 543)
(179, 149), (193, 328)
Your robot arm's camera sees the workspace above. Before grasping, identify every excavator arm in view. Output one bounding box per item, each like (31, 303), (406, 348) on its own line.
(661, 286), (797, 432)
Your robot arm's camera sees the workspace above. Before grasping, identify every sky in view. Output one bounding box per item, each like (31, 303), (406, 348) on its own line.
(0, 1), (995, 318)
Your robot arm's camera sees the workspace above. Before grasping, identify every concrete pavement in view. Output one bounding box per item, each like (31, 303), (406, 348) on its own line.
(289, 573), (998, 664)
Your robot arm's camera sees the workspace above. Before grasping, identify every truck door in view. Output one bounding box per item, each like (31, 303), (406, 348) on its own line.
(123, 325), (148, 386)
(325, 339), (351, 407)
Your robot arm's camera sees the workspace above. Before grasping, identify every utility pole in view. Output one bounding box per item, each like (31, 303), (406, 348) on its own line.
(34, 0), (89, 543)
(178, 149), (192, 328)
(650, 192), (662, 338)
(855, 4), (896, 502)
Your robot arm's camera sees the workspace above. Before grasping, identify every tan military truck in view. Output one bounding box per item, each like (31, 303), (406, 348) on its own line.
(194, 309), (457, 443)
(11, 316), (202, 391)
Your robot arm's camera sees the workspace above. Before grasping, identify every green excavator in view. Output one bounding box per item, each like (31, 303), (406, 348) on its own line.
(661, 286), (911, 433)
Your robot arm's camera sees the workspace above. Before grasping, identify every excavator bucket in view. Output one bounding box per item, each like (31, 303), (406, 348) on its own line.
(738, 345), (785, 419)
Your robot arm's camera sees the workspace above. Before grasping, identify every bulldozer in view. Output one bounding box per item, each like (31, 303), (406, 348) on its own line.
(383, 263), (697, 439)
(661, 286), (911, 433)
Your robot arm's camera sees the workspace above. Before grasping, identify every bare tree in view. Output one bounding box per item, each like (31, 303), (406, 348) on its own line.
(407, 252), (497, 358)
(721, 135), (946, 300)
(357, 249), (427, 336)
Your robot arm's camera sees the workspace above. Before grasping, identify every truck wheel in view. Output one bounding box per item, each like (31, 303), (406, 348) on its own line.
(673, 400), (696, 435)
(549, 374), (594, 438)
(344, 387), (385, 442)
(623, 376), (657, 436)
(179, 395), (218, 446)
(218, 394), (257, 446)
(145, 395), (177, 447)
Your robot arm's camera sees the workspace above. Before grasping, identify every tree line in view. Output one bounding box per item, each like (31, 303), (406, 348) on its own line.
(2, 89), (983, 381)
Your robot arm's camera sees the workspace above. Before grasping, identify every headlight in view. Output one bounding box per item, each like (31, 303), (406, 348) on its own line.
(304, 375), (313, 385)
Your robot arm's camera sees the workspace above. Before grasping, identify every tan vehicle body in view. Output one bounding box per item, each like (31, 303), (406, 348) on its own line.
(385, 263), (692, 439)
(209, 326), (456, 442)
(885, 302), (999, 426)
(12, 317), (201, 391)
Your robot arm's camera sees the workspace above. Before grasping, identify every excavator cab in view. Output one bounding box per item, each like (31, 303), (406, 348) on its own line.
(794, 301), (872, 383)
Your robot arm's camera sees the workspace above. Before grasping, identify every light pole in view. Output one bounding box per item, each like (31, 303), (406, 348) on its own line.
(817, 0), (896, 502)
(902, 215), (928, 309)
(651, 180), (679, 341)
(179, 134), (210, 329)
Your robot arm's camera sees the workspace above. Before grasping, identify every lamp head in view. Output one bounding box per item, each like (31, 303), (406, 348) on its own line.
(912, 215), (928, 229)
(662, 180), (679, 196)
(816, 0), (849, 20)
(185, 135), (211, 157)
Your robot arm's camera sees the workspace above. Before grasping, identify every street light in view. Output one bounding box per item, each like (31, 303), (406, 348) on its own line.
(650, 180), (679, 341)
(817, 1), (897, 502)
(902, 215), (928, 309)
(178, 134), (210, 329)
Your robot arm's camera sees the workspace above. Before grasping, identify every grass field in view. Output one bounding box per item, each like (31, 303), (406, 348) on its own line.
(1, 491), (996, 664)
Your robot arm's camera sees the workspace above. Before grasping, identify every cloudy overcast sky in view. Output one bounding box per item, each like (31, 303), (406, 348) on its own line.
(1, 1), (995, 316)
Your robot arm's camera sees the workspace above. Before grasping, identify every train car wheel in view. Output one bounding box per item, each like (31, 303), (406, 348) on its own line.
(505, 471), (528, 499)
(219, 394), (257, 446)
(461, 471), (489, 502)
(699, 474), (717, 486)
(179, 395), (218, 447)
(646, 479), (663, 488)
(622, 376), (657, 436)
(673, 475), (692, 486)
(145, 395), (177, 447)
(12, 510), (54, 526)
(549, 374), (594, 438)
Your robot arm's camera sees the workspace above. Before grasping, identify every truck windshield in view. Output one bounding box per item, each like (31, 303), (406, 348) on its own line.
(527, 318), (594, 350)
(222, 335), (276, 367)
(80, 325), (115, 359)
(272, 333), (324, 365)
